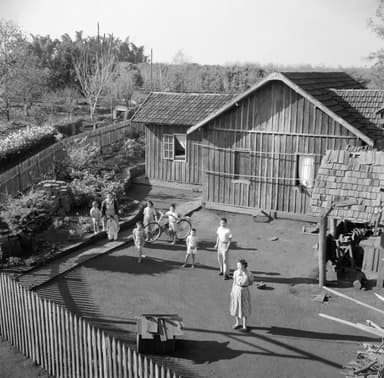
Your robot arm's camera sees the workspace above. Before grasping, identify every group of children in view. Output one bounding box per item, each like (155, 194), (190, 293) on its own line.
(89, 193), (120, 241)
(90, 198), (200, 266)
(133, 202), (199, 266)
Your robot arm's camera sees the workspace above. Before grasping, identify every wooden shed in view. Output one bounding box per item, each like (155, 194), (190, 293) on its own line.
(186, 72), (384, 219)
(132, 92), (235, 187)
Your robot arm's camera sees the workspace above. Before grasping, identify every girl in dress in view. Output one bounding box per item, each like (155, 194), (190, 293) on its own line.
(143, 200), (158, 241)
(106, 215), (119, 241)
(133, 221), (146, 263)
(230, 259), (254, 331)
(101, 193), (119, 233)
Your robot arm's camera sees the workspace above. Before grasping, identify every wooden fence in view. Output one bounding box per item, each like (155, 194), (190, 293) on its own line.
(0, 274), (179, 378)
(0, 121), (131, 199)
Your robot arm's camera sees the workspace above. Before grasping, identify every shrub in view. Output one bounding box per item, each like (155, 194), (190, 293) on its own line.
(69, 171), (125, 208)
(0, 189), (55, 236)
(0, 123), (58, 168)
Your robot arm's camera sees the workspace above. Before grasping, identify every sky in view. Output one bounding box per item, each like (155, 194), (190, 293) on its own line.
(0, 0), (383, 67)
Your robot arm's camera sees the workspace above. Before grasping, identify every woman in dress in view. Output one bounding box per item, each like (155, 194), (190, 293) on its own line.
(230, 259), (254, 331)
(143, 200), (158, 241)
(101, 193), (120, 237)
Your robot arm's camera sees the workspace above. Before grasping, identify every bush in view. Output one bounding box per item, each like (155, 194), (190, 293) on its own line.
(0, 123), (58, 168)
(54, 118), (84, 137)
(69, 171), (125, 208)
(0, 189), (55, 236)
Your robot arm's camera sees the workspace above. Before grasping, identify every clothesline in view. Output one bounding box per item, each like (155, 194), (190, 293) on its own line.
(204, 169), (297, 181)
(192, 143), (323, 157)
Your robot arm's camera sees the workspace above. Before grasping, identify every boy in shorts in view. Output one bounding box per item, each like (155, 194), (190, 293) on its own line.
(165, 204), (179, 245)
(183, 228), (198, 268)
(214, 217), (232, 280)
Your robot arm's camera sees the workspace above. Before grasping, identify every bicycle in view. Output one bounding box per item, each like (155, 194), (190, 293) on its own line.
(143, 214), (192, 243)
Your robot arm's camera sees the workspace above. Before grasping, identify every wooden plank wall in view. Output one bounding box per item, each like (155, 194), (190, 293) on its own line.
(0, 121), (131, 200)
(145, 124), (202, 185)
(201, 81), (363, 215)
(0, 273), (179, 378)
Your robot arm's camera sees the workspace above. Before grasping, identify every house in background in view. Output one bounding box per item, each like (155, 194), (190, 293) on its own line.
(133, 72), (384, 220)
(132, 92), (235, 188)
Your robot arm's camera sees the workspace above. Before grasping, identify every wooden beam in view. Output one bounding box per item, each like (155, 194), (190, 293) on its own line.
(318, 215), (327, 288)
(319, 313), (384, 337)
(323, 287), (384, 316)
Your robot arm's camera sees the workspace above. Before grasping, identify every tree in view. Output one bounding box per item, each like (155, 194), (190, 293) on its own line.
(368, 1), (384, 87)
(0, 20), (26, 120)
(74, 35), (116, 120)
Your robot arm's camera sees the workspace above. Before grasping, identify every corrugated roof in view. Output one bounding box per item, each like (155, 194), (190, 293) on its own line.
(132, 92), (236, 126)
(311, 148), (384, 223)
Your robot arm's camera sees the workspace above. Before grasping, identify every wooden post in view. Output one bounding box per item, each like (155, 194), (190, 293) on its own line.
(318, 214), (327, 288)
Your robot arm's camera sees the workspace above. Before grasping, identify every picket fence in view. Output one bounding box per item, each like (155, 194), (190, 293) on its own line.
(0, 274), (180, 378)
(0, 121), (131, 199)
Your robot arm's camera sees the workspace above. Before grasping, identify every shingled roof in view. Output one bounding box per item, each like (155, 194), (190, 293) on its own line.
(311, 148), (384, 224)
(187, 72), (384, 148)
(132, 92), (235, 126)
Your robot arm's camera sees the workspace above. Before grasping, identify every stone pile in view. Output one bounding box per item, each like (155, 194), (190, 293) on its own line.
(35, 180), (73, 214)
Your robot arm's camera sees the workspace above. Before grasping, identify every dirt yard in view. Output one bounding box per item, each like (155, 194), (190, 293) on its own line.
(0, 339), (50, 378)
(35, 188), (384, 378)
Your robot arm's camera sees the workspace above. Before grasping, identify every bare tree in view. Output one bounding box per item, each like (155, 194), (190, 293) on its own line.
(74, 35), (115, 121)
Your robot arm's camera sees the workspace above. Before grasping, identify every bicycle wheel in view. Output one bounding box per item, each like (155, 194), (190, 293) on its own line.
(175, 219), (192, 240)
(143, 222), (161, 242)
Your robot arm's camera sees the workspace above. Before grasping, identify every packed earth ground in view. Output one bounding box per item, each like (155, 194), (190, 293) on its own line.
(24, 184), (384, 378)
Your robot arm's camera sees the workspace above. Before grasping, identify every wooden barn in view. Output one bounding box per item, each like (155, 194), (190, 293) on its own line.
(132, 92), (235, 187)
(186, 72), (384, 219)
(133, 72), (384, 219)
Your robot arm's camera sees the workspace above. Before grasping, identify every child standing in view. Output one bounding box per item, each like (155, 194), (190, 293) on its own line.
(165, 204), (179, 245)
(106, 215), (119, 241)
(90, 201), (102, 234)
(183, 228), (198, 268)
(133, 221), (146, 263)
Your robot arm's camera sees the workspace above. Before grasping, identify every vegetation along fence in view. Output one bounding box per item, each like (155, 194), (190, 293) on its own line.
(0, 121), (131, 199)
(0, 274), (179, 378)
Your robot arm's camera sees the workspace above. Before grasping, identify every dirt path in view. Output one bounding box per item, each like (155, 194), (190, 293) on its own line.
(0, 340), (50, 378)
(35, 204), (383, 378)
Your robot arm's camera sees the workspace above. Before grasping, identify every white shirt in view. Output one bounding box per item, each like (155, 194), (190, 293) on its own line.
(186, 235), (198, 248)
(166, 210), (179, 225)
(143, 207), (157, 221)
(216, 226), (232, 243)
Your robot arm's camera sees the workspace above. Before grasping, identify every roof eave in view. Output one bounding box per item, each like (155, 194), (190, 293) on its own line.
(186, 72), (374, 146)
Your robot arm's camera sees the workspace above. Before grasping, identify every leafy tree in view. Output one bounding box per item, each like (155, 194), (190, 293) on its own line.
(0, 20), (47, 120)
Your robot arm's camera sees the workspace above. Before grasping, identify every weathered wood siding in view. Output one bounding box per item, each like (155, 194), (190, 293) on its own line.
(145, 124), (202, 185)
(200, 81), (364, 215)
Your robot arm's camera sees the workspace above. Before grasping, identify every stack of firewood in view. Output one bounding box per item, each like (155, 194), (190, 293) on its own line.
(319, 287), (384, 377)
(342, 342), (384, 377)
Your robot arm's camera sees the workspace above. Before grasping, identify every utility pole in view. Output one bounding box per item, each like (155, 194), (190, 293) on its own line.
(150, 48), (153, 92)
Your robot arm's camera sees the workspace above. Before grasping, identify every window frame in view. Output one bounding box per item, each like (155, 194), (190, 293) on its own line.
(162, 133), (187, 162)
(163, 134), (174, 160)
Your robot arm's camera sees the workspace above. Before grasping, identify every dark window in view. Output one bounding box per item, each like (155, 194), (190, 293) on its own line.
(234, 150), (250, 180)
(174, 134), (186, 161)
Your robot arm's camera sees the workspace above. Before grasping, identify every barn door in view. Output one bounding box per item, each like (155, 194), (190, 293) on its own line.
(232, 150), (250, 207)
